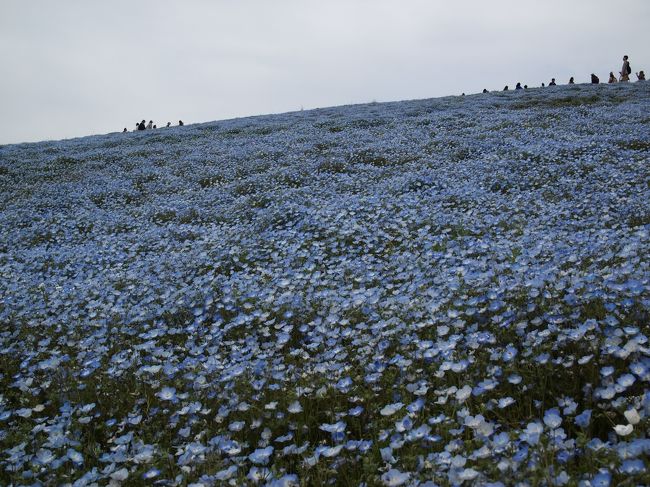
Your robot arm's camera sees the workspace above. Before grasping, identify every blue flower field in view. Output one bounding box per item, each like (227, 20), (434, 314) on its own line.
(0, 82), (649, 486)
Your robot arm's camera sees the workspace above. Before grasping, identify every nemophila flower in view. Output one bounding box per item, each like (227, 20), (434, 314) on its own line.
(613, 424), (633, 436)
(502, 345), (518, 362)
(16, 408), (32, 418)
(590, 470), (612, 487)
(319, 421), (346, 434)
(34, 448), (55, 465)
(619, 459), (645, 475)
(143, 468), (161, 480)
(157, 386), (177, 401)
(220, 441), (242, 456)
(66, 449), (83, 465)
(575, 410), (592, 428)
(555, 471), (569, 485)
(586, 438), (606, 452)
(623, 408), (640, 425)
(600, 366), (615, 377)
(498, 397), (515, 409)
(381, 446), (396, 464)
(266, 474), (300, 487)
(543, 408), (562, 429)
(318, 445), (344, 458)
(336, 376), (353, 391)
(380, 403), (404, 416)
(395, 416), (413, 433)
(522, 422), (543, 445)
(248, 466), (271, 482)
(560, 398), (578, 415)
(630, 360), (649, 377)
(381, 469), (410, 486)
(458, 468), (480, 481)
(578, 354), (593, 364)
(229, 421), (245, 432)
(110, 468), (129, 482)
(349, 406), (364, 417)
(508, 374), (522, 384)
(616, 373), (636, 388)
(455, 385), (472, 402)
(406, 398), (424, 413)
(287, 401), (302, 414)
(492, 432), (510, 450)
(406, 424), (431, 442)
(597, 386), (616, 400)
(275, 433), (293, 443)
(249, 446), (274, 465)
(512, 444), (529, 463)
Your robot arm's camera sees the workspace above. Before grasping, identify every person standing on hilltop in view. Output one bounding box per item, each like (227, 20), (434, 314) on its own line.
(637, 71), (646, 81)
(549, 78), (557, 86)
(138, 120), (146, 130)
(569, 77), (575, 84)
(591, 74), (599, 84)
(620, 55), (631, 82)
(609, 72), (618, 83)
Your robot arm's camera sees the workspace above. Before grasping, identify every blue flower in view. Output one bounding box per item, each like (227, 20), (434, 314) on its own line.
(574, 409), (592, 428)
(619, 459), (645, 475)
(249, 446), (274, 465)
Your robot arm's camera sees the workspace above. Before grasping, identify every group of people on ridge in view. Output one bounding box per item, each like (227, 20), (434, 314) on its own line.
(602, 55), (644, 83)
(122, 120), (184, 133)
(494, 55), (644, 92)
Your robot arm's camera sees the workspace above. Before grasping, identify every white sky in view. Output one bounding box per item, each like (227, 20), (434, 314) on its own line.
(1, 0), (648, 145)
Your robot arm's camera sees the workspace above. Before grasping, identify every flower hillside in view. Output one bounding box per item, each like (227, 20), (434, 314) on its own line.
(0, 82), (649, 486)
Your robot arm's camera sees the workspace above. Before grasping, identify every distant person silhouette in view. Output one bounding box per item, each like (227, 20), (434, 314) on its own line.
(620, 55), (631, 82)
(637, 71), (646, 81)
(178, 120), (184, 126)
(123, 128), (127, 133)
(541, 83), (545, 87)
(503, 86), (509, 91)
(569, 77), (575, 84)
(591, 74), (599, 84)
(515, 82), (523, 90)
(146, 120), (153, 129)
(166, 122), (171, 127)
(549, 78), (556, 86)
(524, 85), (528, 89)
(482, 88), (488, 93)
(609, 72), (618, 83)
(153, 124), (157, 129)
(138, 120), (146, 131)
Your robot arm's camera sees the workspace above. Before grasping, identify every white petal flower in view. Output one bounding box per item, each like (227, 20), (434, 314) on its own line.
(381, 469), (411, 486)
(380, 403), (404, 416)
(613, 424), (633, 436)
(287, 401), (303, 414)
(623, 409), (640, 425)
(455, 385), (472, 402)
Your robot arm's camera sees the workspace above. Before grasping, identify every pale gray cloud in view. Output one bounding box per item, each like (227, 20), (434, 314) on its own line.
(1, 0), (648, 144)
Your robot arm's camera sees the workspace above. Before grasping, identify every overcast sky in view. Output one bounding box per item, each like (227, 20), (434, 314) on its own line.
(1, 0), (648, 145)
